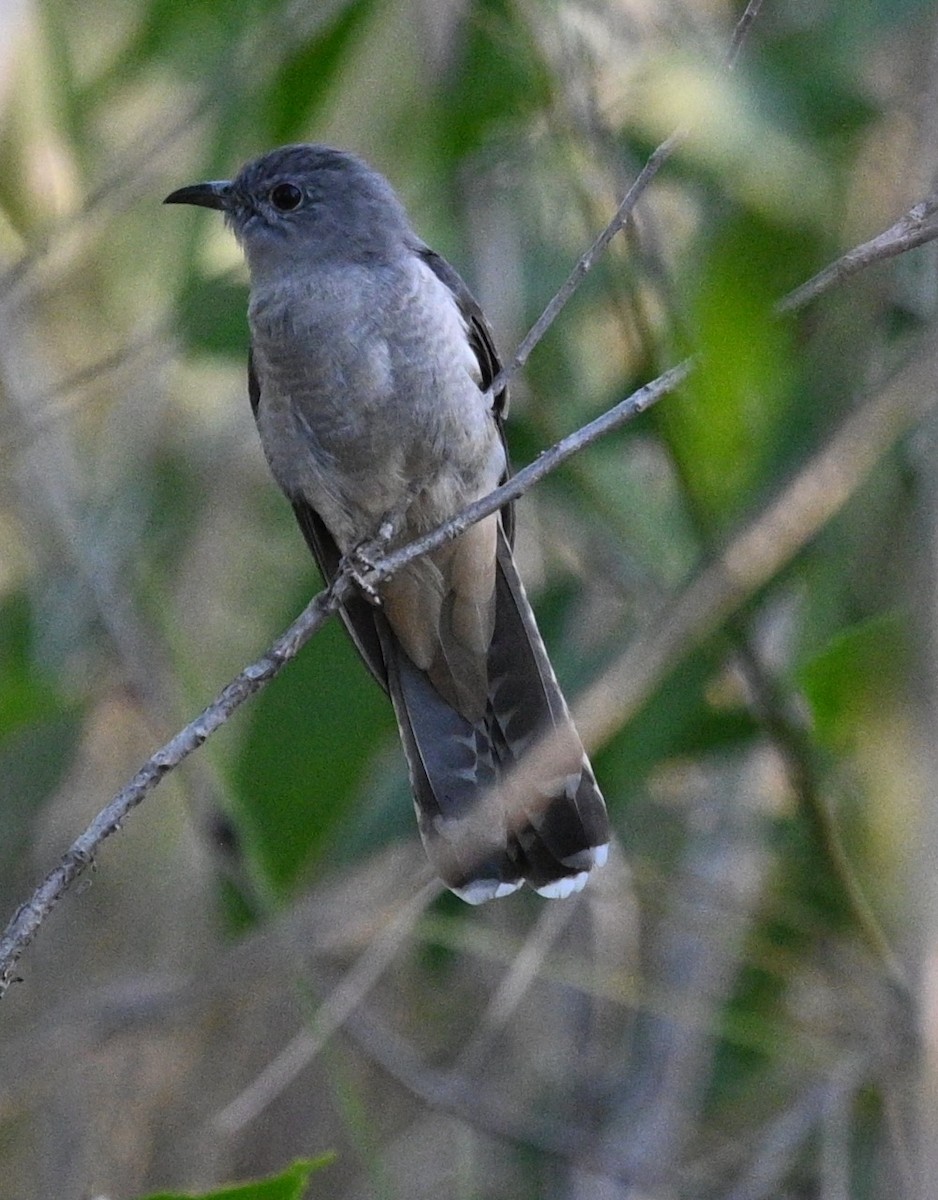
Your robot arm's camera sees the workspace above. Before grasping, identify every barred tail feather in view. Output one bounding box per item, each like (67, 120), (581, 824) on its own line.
(489, 530), (609, 895)
(378, 529), (609, 904)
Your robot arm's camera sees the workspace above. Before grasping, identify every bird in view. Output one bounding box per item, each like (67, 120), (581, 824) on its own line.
(165, 144), (609, 903)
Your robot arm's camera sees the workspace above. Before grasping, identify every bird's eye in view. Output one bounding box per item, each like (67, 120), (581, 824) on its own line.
(269, 183), (303, 212)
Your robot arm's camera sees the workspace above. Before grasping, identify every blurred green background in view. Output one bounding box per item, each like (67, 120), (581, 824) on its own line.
(1, 0), (936, 1196)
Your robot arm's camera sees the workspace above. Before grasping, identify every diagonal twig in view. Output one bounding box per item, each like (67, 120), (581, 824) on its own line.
(725, 0), (766, 71)
(485, 0), (766, 400)
(210, 878), (441, 1136)
(777, 191), (938, 313)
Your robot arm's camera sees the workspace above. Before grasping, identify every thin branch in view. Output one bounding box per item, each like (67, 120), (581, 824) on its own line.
(485, 0), (767, 401)
(0, 586), (343, 996)
(211, 878), (441, 1136)
(725, 0), (766, 72)
(486, 132), (688, 401)
(384, 359), (693, 578)
(777, 192), (938, 313)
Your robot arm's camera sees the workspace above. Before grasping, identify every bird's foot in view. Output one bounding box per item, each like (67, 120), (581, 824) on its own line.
(341, 520), (397, 605)
(356, 520), (396, 567)
(340, 545), (381, 605)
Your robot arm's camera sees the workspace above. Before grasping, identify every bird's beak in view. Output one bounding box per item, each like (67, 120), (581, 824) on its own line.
(163, 180), (231, 210)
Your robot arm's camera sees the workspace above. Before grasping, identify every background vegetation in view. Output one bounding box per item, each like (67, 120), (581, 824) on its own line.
(0, 0), (935, 1196)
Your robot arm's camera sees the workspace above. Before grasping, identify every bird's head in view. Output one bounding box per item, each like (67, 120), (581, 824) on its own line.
(164, 143), (414, 281)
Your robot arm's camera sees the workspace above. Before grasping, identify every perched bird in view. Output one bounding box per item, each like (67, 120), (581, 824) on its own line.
(165, 144), (608, 903)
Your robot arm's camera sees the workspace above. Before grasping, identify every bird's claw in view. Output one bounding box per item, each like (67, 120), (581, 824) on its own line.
(354, 523), (393, 571)
(341, 522), (396, 605)
(340, 546), (381, 604)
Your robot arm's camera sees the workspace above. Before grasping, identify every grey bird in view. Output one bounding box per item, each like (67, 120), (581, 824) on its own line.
(165, 144), (609, 903)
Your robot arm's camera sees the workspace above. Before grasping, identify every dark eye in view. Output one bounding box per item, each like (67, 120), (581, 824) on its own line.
(269, 182), (303, 212)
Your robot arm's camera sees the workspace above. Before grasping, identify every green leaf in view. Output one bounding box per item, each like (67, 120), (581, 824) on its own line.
(662, 210), (813, 528)
(258, 0), (383, 146)
(436, 0), (552, 160)
(174, 275), (249, 358)
(0, 594), (79, 862)
(135, 1155), (334, 1200)
(231, 596), (396, 897)
(797, 612), (907, 753)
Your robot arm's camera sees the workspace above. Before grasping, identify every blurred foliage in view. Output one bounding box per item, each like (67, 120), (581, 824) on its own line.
(137, 1156), (335, 1200)
(0, 0), (933, 1196)
(0, 594), (80, 871)
(799, 612), (909, 754)
(232, 601), (399, 898)
(437, 0), (553, 161)
(665, 214), (808, 525)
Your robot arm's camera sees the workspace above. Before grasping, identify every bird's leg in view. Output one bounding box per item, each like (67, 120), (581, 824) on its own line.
(339, 539), (385, 605)
(341, 496), (415, 605)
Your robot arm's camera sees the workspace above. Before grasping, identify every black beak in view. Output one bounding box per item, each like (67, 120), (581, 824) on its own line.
(163, 180), (231, 210)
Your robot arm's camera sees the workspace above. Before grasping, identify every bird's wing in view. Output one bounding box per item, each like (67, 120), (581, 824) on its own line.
(414, 244), (514, 546)
(248, 349), (390, 692)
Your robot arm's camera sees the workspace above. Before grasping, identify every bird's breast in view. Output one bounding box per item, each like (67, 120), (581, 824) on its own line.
(248, 260), (504, 549)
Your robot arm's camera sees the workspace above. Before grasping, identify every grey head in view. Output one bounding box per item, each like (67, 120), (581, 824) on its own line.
(164, 144), (417, 281)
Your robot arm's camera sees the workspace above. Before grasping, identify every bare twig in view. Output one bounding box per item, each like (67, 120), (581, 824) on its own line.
(390, 359), (693, 575)
(0, 586), (342, 996)
(725, 0), (766, 72)
(777, 192), (938, 313)
(211, 878), (441, 1135)
(486, 0), (766, 397)
(488, 0), (763, 403)
(486, 132), (687, 401)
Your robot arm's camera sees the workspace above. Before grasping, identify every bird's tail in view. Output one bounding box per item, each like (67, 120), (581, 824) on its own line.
(379, 528), (609, 903)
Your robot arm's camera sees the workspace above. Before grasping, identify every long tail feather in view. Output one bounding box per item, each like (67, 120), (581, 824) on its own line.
(378, 529), (609, 903)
